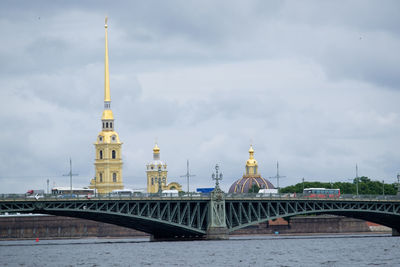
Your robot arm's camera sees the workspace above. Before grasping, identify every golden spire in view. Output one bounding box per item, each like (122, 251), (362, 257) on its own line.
(101, 16), (114, 121)
(104, 16), (110, 103)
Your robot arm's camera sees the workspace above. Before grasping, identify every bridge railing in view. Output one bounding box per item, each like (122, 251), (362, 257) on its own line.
(225, 193), (400, 201)
(1, 192), (399, 201)
(0, 192), (212, 201)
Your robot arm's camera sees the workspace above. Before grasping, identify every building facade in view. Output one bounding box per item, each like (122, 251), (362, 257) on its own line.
(90, 17), (123, 194)
(146, 143), (182, 193)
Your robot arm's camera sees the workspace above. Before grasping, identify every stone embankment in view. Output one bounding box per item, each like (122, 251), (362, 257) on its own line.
(0, 214), (390, 240)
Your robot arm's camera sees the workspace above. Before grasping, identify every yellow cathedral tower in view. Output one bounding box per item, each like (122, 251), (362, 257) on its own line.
(90, 17), (123, 194)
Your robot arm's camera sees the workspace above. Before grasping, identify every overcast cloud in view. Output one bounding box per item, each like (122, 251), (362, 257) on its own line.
(1, 0), (400, 193)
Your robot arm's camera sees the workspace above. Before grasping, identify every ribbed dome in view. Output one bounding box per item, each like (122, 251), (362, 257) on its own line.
(229, 176), (275, 193)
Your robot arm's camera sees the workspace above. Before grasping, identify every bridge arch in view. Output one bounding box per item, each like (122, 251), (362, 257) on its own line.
(1, 199), (209, 239)
(225, 199), (400, 234)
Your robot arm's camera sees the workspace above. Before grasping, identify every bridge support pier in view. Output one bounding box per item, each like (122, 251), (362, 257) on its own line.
(392, 228), (400, 236)
(206, 227), (229, 240)
(206, 185), (229, 240)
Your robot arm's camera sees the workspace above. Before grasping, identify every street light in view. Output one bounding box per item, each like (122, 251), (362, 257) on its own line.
(94, 176), (97, 197)
(397, 174), (400, 196)
(212, 164), (223, 190)
(355, 164), (359, 196)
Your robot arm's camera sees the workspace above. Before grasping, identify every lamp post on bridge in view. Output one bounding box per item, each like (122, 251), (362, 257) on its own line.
(397, 174), (400, 196)
(207, 164), (228, 240)
(212, 164), (223, 191)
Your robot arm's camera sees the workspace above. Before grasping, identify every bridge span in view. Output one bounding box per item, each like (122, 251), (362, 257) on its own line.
(1, 193), (400, 240)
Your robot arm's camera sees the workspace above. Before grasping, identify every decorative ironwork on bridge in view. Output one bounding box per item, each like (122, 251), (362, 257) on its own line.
(1, 194), (400, 240)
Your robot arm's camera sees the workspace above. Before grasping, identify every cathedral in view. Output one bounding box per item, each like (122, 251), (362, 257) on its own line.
(88, 18), (183, 194)
(146, 143), (182, 193)
(228, 145), (275, 193)
(89, 17), (123, 194)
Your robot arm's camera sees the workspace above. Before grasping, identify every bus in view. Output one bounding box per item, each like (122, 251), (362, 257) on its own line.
(110, 189), (145, 197)
(51, 187), (95, 198)
(303, 188), (340, 198)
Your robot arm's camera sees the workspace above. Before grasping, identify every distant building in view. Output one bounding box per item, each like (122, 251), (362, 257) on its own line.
(228, 145), (275, 193)
(146, 143), (182, 193)
(90, 18), (123, 194)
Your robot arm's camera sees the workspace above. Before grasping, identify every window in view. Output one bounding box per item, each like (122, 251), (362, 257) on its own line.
(99, 173), (103, 182)
(99, 136), (103, 142)
(162, 177), (166, 184)
(106, 122), (109, 128)
(110, 122), (113, 128)
(99, 150), (103, 159)
(103, 122), (105, 128)
(151, 177), (154, 185)
(113, 173), (117, 182)
(112, 150), (116, 159)
(111, 135), (116, 142)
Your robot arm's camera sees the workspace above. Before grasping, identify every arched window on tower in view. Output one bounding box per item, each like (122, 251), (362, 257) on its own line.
(106, 122), (109, 128)
(151, 177), (154, 185)
(113, 173), (117, 182)
(112, 150), (116, 159)
(99, 173), (103, 182)
(110, 122), (113, 128)
(99, 150), (103, 159)
(103, 122), (105, 128)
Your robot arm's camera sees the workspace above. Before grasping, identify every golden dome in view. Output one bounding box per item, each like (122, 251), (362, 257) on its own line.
(153, 143), (160, 153)
(249, 145), (254, 154)
(246, 145), (257, 166)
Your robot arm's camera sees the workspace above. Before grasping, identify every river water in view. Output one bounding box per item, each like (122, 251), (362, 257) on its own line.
(0, 234), (399, 266)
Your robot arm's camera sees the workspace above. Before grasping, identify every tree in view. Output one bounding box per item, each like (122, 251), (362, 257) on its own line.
(248, 184), (260, 193)
(280, 177), (398, 195)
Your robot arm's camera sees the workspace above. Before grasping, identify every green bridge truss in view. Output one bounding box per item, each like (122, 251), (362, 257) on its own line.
(1, 196), (400, 239)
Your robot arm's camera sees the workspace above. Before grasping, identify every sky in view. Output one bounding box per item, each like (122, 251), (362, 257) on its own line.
(1, 0), (400, 193)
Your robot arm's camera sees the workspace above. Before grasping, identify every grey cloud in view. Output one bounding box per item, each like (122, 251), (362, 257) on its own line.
(1, 1), (400, 193)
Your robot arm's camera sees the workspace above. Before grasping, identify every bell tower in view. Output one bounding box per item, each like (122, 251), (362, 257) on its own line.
(90, 17), (123, 194)
(146, 143), (168, 193)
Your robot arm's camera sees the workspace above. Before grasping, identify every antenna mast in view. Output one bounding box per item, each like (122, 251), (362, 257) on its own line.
(180, 160), (196, 193)
(63, 158), (79, 195)
(269, 161), (286, 193)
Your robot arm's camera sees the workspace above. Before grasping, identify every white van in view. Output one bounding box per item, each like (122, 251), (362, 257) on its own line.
(256, 188), (278, 197)
(161, 190), (179, 197)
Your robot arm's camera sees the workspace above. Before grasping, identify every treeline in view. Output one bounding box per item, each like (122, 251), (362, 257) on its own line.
(280, 176), (399, 195)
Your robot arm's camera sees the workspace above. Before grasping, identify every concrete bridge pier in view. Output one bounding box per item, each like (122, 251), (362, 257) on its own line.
(392, 228), (400, 236)
(206, 187), (229, 240)
(206, 227), (229, 240)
